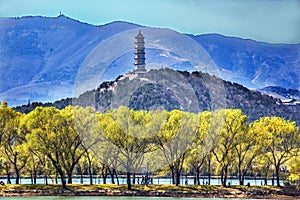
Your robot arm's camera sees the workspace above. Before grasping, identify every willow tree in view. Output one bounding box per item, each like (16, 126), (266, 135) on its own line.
(22, 106), (85, 188)
(211, 109), (247, 187)
(253, 153), (273, 185)
(0, 102), (27, 184)
(23, 145), (42, 184)
(234, 117), (263, 185)
(0, 101), (22, 144)
(0, 101), (10, 144)
(250, 116), (300, 186)
(0, 147), (12, 184)
(98, 106), (159, 190)
(155, 110), (198, 186)
(185, 111), (212, 185)
(90, 137), (121, 184)
(72, 106), (102, 185)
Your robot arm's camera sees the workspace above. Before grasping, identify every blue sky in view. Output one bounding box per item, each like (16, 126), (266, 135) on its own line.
(0, 0), (299, 44)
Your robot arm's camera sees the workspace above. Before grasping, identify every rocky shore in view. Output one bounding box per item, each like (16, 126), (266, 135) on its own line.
(0, 184), (299, 199)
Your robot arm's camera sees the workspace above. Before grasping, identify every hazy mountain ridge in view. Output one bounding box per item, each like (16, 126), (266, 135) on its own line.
(15, 69), (300, 126)
(259, 86), (300, 101)
(0, 16), (141, 105)
(1, 16), (299, 106)
(192, 34), (300, 89)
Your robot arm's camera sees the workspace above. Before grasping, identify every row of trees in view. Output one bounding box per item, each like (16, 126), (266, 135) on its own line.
(0, 101), (299, 189)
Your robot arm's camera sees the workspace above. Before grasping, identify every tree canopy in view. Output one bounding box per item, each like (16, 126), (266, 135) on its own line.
(0, 102), (299, 189)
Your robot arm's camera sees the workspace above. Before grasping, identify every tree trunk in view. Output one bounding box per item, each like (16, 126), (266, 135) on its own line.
(67, 171), (72, 184)
(57, 169), (67, 189)
(88, 164), (93, 185)
(241, 169), (248, 186)
(238, 167), (245, 185)
(275, 165), (281, 186)
(102, 167), (108, 184)
(132, 172), (136, 184)
(114, 169), (119, 185)
(54, 165), (67, 189)
(7, 172), (11, 184)
(80, 169), (84, 184)
(61, 177), (67, 189)
(15, 166), (20, 184)
(86, 150), (93, 185)
(45, 174), (48, 185)
(127, 171), (132, 190)
(223, 167), (228, 187)
(111, 169), (115, 184)
(238, 165), (243, 185)
(175, 168), (180, 186)
(207, 155), (211, 185)
(30, 173), (33, 184)
(240, 173), (244, 186)
(33, 169), (37, 184)
(220, 169), (224, 186)
(170, 166), (175, 184)
(55, 172), (58, 184)
(103, 174), (107, 184)
(264, 175), (268, 186)
(196, 168), (200, 185)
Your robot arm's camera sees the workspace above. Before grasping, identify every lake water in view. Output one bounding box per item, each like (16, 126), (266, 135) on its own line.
(0, 176), (282, 186)
(0, 197), (258, 200)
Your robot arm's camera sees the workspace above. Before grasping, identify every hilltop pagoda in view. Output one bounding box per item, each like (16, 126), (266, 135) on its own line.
(133, 30), (146, 73)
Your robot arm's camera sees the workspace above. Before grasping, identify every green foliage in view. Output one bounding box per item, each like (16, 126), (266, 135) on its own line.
(287, 153), (300, 182)
(0, 102), (26, 184)
(1, 102), (300, 189)
(209, 109), (248, 186)
(0, 102), (21, 144)
(21, 106), (89, 188)
(250, 116), (300, 186)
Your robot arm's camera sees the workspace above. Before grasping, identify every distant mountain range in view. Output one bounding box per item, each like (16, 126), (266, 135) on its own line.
(0, 15), (299, 106)
(259, 86), (300, 102)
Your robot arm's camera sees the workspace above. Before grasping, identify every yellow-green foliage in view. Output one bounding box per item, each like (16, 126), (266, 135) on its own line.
(287, 153), (300, 181)
(0, 103), (299, 189)
(250, 116), (299, 186)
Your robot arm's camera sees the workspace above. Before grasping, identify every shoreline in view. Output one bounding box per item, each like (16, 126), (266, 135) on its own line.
(1, 184), (299, 199)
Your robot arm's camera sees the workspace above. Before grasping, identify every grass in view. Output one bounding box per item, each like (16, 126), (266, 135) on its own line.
(1, 183), (299, 198)
(0, 183), (283, 192)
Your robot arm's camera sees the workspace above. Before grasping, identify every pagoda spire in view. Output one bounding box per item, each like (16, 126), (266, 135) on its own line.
(134, 30), (146, 73)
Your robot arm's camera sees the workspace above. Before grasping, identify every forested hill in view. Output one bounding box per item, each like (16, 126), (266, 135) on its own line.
(15, 69), (300, 125)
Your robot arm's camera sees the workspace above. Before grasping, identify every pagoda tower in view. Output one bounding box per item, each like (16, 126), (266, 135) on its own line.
(134, 30), (146, 73)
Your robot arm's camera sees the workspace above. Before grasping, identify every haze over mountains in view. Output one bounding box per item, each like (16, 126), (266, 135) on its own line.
(0, 15), (299, 106)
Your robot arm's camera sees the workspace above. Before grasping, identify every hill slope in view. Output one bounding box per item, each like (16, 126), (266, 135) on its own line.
(15, 69), (300, 125)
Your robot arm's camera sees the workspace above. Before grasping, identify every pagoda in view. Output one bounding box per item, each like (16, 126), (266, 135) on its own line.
(133, 30), (146, 73)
